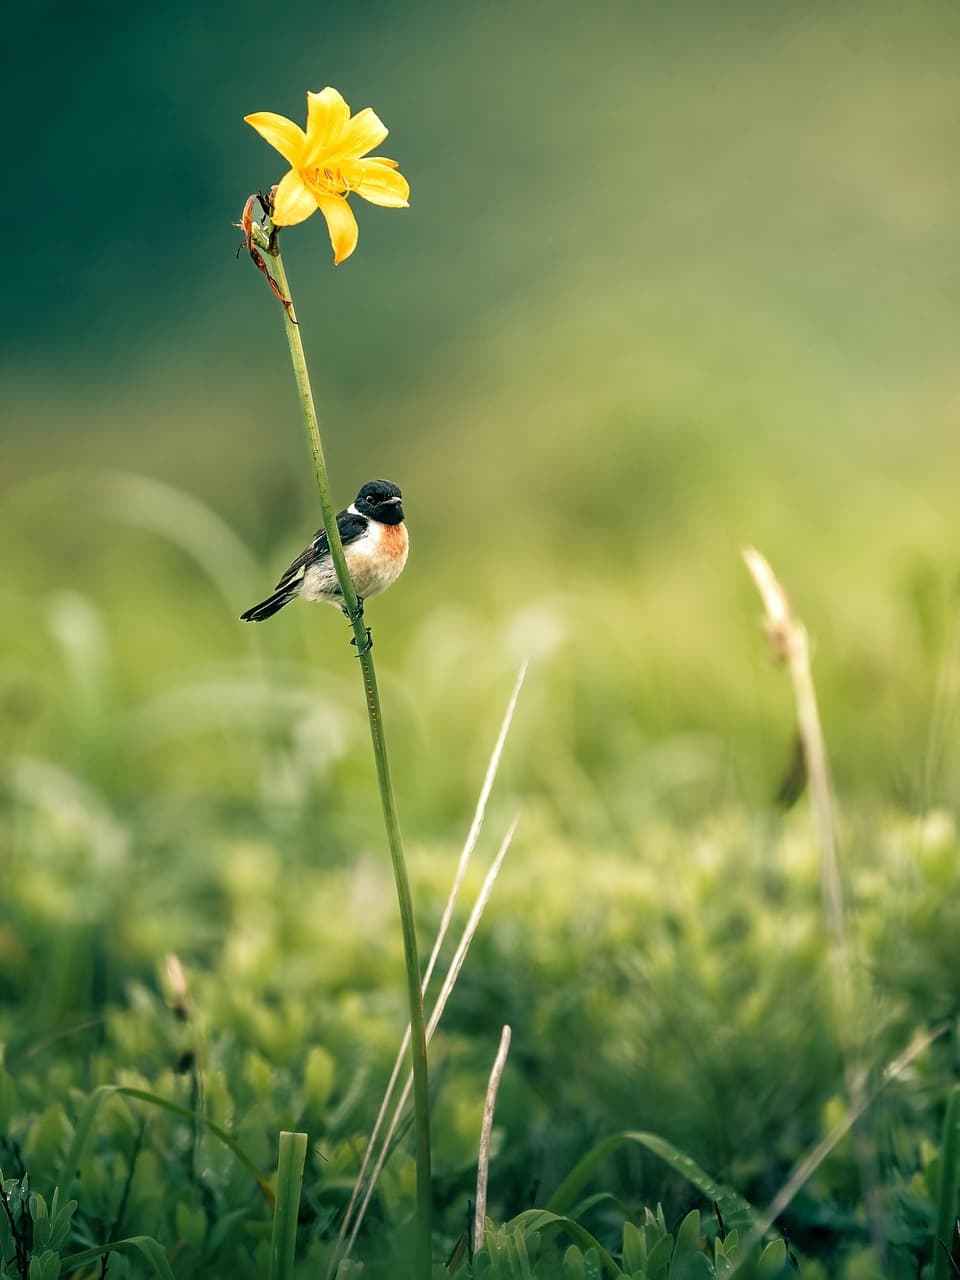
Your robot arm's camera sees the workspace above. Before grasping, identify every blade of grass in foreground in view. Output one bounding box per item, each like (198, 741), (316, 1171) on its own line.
(501, 1210), (623, 1279)
(269, 1131), (308, 1280)
(934, 1085), (960, 1280)
(546, 1130), (754, 1235)
(61, 1235), (175, 1280)
(59, 1085), (273, 1205)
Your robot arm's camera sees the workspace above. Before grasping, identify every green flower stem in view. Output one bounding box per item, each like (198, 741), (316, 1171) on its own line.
(266, 245), (432, 1274)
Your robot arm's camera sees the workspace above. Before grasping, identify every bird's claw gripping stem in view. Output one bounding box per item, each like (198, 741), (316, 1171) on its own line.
(343, 599), (371, 654)
(351, 627), (373, 657)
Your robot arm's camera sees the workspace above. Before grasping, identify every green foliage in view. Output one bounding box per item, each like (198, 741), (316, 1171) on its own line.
(467, 1201), (801, 1280)
(0, 1181), (178, 1280)
(547, 1133), (754, 1237)
(2, 672), (960, 1273)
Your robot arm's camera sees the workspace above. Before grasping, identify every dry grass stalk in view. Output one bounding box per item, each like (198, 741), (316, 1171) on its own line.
(421, 662), (527, 1001)
(474, 1024), (512, 1253)
(742, 547), (881, 1248)
(742, 547), (850, 1010)
(164, 953), (189, 1009)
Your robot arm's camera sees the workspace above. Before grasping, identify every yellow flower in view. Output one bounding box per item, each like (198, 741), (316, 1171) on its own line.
(244, 87), (409, 265)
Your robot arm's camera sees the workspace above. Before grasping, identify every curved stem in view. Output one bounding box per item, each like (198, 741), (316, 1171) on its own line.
(266, 246), (432, 1276)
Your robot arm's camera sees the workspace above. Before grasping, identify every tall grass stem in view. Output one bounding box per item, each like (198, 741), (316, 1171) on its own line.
(743, 547), (879, 1256)
(328, 664), (526, 1276)
(742, 548), (851, 1013)
(266, 246), (431, 1276)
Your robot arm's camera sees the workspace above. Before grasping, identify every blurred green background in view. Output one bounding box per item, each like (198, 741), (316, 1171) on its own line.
(3, 3), (960, 1275)
(6, 0), (960, 802)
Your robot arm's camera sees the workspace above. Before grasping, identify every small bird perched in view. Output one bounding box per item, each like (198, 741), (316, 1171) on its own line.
(241, 480), (408, 624)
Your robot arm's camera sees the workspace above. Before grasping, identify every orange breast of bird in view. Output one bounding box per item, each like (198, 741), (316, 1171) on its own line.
(382, 521), (409, 565)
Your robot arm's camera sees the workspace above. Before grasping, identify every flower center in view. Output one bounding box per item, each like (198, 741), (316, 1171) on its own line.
(303, 165), (350, 198)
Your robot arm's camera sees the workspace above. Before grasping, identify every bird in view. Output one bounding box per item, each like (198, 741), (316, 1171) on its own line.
(241, 479), (408, 625)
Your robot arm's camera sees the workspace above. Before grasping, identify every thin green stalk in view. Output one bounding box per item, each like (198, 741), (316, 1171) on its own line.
(934, 1086), (960, 1280)
(265, 245), (432, 1274)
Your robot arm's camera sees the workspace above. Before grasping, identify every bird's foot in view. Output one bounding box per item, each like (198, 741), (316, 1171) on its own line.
(342, 597), (365, 624)
(351, 627), (373, 657)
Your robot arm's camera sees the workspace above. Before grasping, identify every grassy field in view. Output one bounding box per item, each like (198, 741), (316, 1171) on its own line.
(3, 3), (960, 1277)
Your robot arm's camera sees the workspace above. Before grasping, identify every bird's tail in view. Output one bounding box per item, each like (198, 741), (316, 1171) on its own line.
(240, 585), (299, 622)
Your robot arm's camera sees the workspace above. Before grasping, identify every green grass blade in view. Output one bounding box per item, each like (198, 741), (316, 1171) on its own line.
(568, 1191), (628, 1222)
(547, 1131), (754, 1233)
(269, 1131), (308, 1280)
(934, 1086), (960, 1280)
(58, 1085), (273, 1204)
(116, 1087), (273, 1201)
(508, 1209), (625, 1278)
(61, 1235), (175, 1280)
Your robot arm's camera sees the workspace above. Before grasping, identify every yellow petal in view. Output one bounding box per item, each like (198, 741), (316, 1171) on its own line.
(316, 194), (359, 265)
(271, 169), (319, 227)
(342, 158), (410, 208)
(304, 87), (351, 164)
(333, 106), (389, 160)
(244, 112), (307, 166)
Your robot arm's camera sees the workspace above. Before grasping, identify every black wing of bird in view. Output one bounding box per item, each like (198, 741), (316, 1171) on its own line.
(274, 510), (370, 591)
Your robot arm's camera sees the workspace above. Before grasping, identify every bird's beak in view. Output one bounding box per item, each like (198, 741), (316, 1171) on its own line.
(386, 495), (403, 505)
